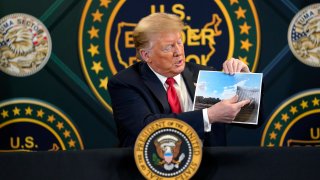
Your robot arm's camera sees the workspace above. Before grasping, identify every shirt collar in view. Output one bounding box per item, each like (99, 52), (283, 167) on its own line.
(147, 64), (181, 86)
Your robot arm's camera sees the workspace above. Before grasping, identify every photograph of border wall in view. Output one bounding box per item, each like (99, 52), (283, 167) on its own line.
(193, 71), (263, 124)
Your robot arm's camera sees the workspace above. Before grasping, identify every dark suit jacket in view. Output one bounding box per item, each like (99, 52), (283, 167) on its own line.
(108, 62), (226, 147)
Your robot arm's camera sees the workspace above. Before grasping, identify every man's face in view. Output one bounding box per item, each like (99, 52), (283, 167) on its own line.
(146, 32), (185, 77)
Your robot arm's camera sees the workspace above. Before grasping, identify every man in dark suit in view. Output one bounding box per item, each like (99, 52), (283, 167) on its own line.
(108, 13), (250, 147)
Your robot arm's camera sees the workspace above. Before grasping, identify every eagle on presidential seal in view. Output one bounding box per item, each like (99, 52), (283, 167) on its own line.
(154, 134), (185, 171)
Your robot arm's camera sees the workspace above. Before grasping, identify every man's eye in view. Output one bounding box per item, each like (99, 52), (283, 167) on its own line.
(163, 45), (173, 52)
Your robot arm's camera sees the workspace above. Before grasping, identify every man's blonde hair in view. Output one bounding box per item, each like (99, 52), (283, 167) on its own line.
(133, 13), (184, 60)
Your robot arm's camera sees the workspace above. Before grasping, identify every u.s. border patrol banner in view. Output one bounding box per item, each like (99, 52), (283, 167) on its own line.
(0, 98), (84, 151)
(79, 0), (260, 111)
(261, 89), (320, 147)
(3, 0), (318, 149)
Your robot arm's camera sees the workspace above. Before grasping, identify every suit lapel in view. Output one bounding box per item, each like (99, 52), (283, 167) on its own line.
(182, 65), (196, 100)
(139, 62), (197, 111)
(140, 63), (170, 112)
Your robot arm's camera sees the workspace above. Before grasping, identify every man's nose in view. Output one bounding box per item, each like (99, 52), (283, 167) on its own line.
(173, 44), (182, 57)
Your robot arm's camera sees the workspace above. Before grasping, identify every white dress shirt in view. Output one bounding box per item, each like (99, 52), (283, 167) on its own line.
(148, 65), (212, 132)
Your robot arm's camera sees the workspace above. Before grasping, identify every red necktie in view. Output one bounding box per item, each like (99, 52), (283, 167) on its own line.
(166, 77), (182, 113)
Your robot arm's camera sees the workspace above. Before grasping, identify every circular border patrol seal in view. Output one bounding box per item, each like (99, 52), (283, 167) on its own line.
(0, 13), (52, 77)
(134, 118), (202, 179)
(288, 3), (320, 67)
(0, 98), (84, 151)
(79, 0), (260, 112)
(261, 89), (320, 147)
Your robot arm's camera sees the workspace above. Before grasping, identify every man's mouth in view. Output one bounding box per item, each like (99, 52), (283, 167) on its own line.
(175, 59), (184, 66)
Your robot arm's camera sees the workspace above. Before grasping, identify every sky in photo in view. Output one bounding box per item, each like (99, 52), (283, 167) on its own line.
(195, 70), (263, 100)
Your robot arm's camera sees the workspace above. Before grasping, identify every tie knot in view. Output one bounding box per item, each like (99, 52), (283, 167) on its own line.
(166, 77), (175, 86)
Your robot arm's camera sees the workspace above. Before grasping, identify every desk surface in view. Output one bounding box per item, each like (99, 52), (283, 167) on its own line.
(0, 147), (319, 180)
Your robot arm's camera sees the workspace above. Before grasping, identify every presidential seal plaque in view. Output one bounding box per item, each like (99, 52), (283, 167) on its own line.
(0, 13), (52, 77)
(288, 3), (320, 67)
(134, 118), (202, 179)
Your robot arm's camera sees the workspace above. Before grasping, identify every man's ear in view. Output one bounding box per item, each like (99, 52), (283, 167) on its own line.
(140, 49), (150, 62)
